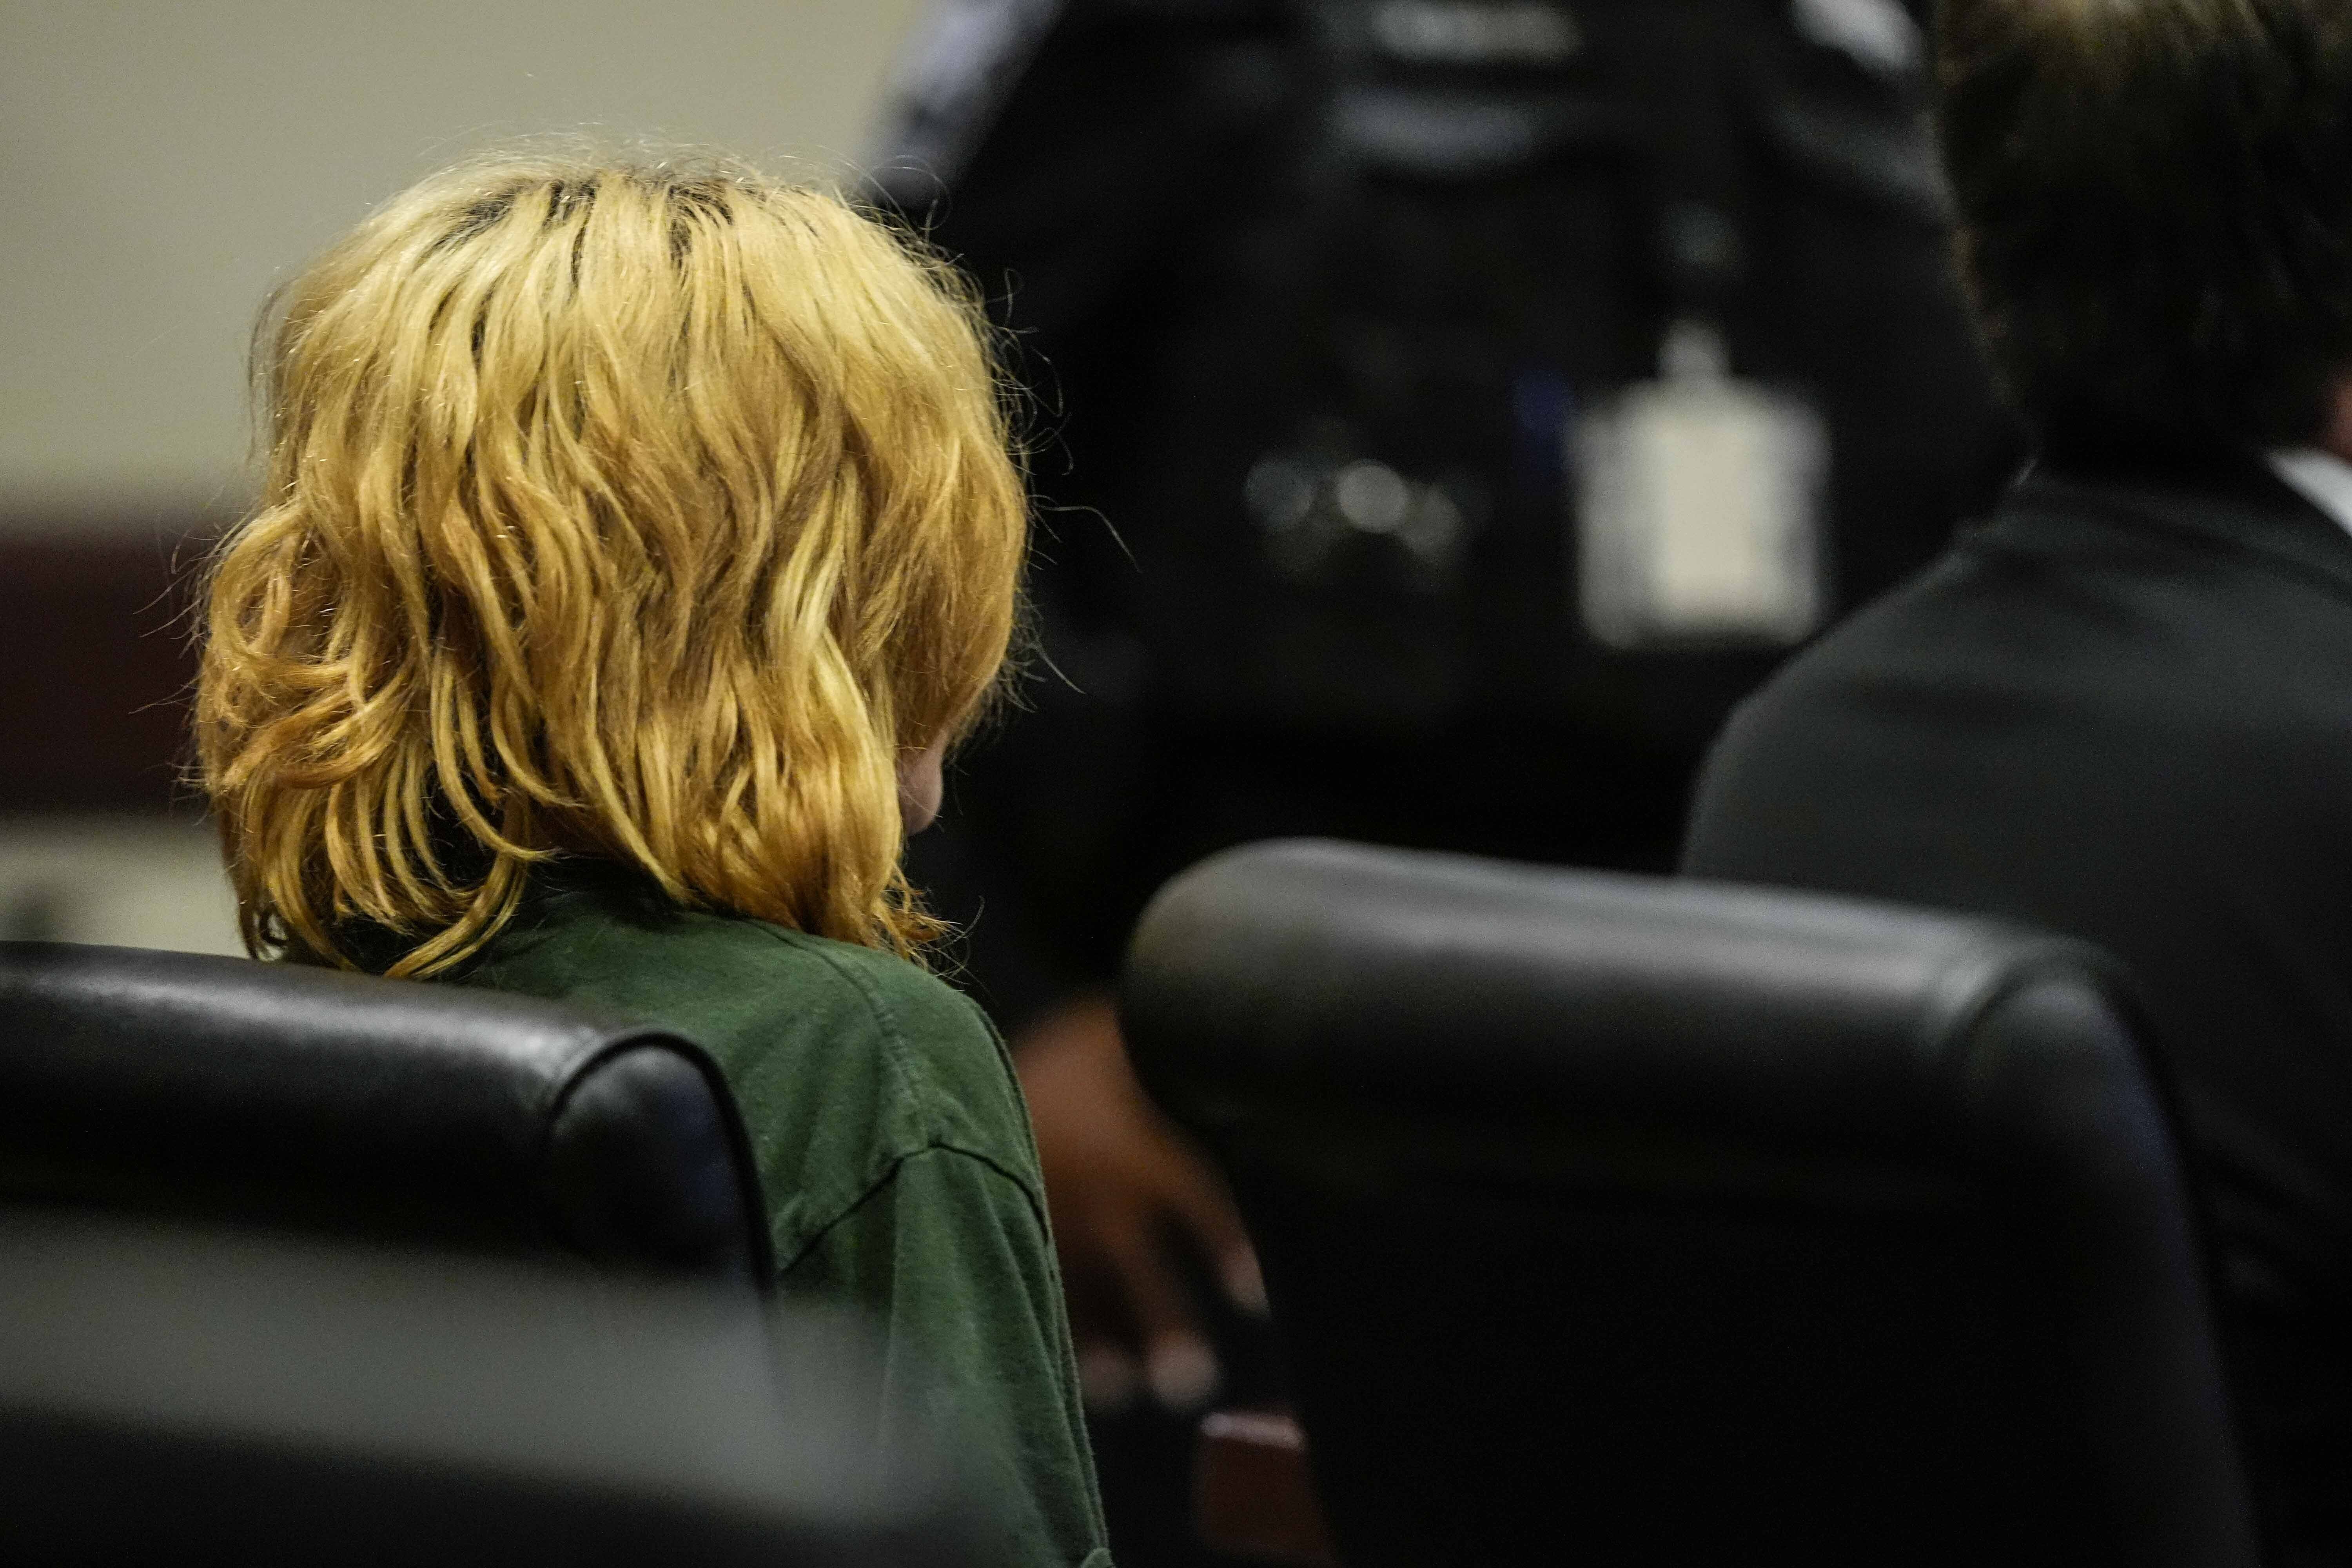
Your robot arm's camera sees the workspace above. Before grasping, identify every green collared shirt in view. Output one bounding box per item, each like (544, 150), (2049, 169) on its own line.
(441, 865), (1111, 1568)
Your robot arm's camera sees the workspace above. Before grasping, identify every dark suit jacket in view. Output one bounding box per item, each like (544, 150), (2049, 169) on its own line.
(1683, 445), (2352, 1563)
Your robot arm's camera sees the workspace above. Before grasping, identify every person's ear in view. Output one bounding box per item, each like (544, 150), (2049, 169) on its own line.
(898, 739), (947, 834)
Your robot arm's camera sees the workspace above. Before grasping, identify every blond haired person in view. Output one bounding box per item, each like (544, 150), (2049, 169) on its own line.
(197, 152), (1109, 1568)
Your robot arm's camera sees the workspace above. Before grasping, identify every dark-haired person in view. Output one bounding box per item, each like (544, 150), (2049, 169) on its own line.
(1682, 2), (2352, 1557)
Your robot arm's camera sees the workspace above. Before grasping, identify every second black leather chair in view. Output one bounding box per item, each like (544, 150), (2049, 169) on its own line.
(1122, 840), (2255, 1568)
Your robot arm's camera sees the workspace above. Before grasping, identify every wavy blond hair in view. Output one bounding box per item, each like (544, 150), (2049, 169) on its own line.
(197, 149), (1025, 976)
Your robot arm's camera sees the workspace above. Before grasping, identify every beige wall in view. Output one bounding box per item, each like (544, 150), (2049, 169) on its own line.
(0, 0), (926, 530)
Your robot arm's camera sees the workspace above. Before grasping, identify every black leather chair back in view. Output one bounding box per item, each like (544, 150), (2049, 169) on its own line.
(1122, 841), (2254, 1568)
(0, 942), (770, 1286)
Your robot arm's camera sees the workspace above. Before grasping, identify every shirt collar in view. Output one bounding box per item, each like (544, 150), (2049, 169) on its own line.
(1999, 447), (2352, 611)
(2264, 448), (2352, 541)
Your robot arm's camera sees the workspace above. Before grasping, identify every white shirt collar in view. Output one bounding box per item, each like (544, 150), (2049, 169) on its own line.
(2265, 447), (2352, 539)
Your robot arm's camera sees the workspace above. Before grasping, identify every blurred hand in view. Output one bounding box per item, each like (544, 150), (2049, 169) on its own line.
(1014, 992), (1266, 1415)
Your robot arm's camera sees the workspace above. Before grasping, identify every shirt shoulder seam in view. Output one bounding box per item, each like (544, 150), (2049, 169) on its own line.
(747, 923), (949, 1135)
(773, 1141), (1051, 1278)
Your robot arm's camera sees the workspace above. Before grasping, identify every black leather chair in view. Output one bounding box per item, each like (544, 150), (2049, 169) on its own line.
(1122, 841), (2256, 1568)
(0, 1209), (964, 1564)
(0, 944), (985, 1560)
(0, 941), (769, 1285)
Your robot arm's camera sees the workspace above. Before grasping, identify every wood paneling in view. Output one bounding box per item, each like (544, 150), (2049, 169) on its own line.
(0, 530), (215, 812)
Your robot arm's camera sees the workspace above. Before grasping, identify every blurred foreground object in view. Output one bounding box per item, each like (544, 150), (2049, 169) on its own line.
(0, 1211), (967, 1565)
(1123, 841), (2254, 1568)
